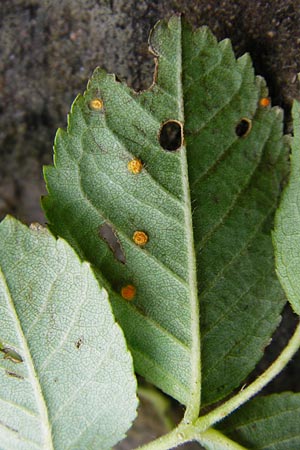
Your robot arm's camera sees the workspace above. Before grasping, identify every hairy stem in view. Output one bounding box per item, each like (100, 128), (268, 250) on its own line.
(136, 424), (189, 450)
(136, 423), (244, 450)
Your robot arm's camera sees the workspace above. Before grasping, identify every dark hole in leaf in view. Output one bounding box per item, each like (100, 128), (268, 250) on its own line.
(0, 346), (23, 364)
(99, 222), (126, 264)
(159, 120), (183, 151)
(235, 118), (252, 137)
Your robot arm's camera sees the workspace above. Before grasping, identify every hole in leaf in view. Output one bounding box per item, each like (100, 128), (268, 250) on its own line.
(235, 118), (252, 137)
(99, 222), (126, 264)
(159, 120), (183, 151)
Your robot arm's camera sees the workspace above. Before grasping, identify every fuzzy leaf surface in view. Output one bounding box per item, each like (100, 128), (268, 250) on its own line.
(0, 216), (137, 450)
(273, 100), (300, 315)
(218, 392), (300, 449)
(43, 16), (288, 406)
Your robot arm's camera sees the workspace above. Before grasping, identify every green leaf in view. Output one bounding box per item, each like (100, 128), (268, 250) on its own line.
(218, 392), (300, 449)
(42, 15), (288, 407)
(273, 100), (300, 315)
(0, 216), (137, 449)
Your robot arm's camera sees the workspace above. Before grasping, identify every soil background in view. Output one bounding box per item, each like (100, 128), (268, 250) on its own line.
(1, 1), (300, 448)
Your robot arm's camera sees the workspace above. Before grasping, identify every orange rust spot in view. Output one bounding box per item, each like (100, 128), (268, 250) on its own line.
(89, 98), (103, 111)
(121, 284), (136, 301)
(127, 158), (143, 174)
(259, 97), (271, 107)
(133, 231), (148, 246)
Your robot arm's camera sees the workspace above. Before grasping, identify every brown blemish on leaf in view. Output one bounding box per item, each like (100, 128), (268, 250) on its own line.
(159, 120), (183, 151)
(133, 230), (148, 246)
(152, 57), (159, 85)
(127, 158), (143, 174)
(75, 337), (84, 349)
(121, 284), (136, 301)
(0, 346), (23, 364)
(6, 371), (24, 380)
(235, 118), (252, 137)
(99, 222), (126, 264)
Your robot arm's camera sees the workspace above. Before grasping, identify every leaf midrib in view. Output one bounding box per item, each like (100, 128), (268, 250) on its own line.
(178, 19), (201, 421)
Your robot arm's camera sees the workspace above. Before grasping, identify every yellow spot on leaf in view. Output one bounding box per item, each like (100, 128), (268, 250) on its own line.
(89, 98), (103, 111)
(121, 284), (136, 301)
(133, 230), (148, 246)
(259, 97), (271, 107)
(127, 158), (143, 174)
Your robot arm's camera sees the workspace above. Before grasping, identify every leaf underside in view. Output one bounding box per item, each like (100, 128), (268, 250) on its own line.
(0, 217), (137, 449)
(218, 392), (300, 449)
(43, 16), (288, 406)
(273, 100), (300, 315)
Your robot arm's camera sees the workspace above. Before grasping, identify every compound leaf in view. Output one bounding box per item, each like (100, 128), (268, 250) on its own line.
(0, 216), (137, 449)
(43, 16), (288, 407)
